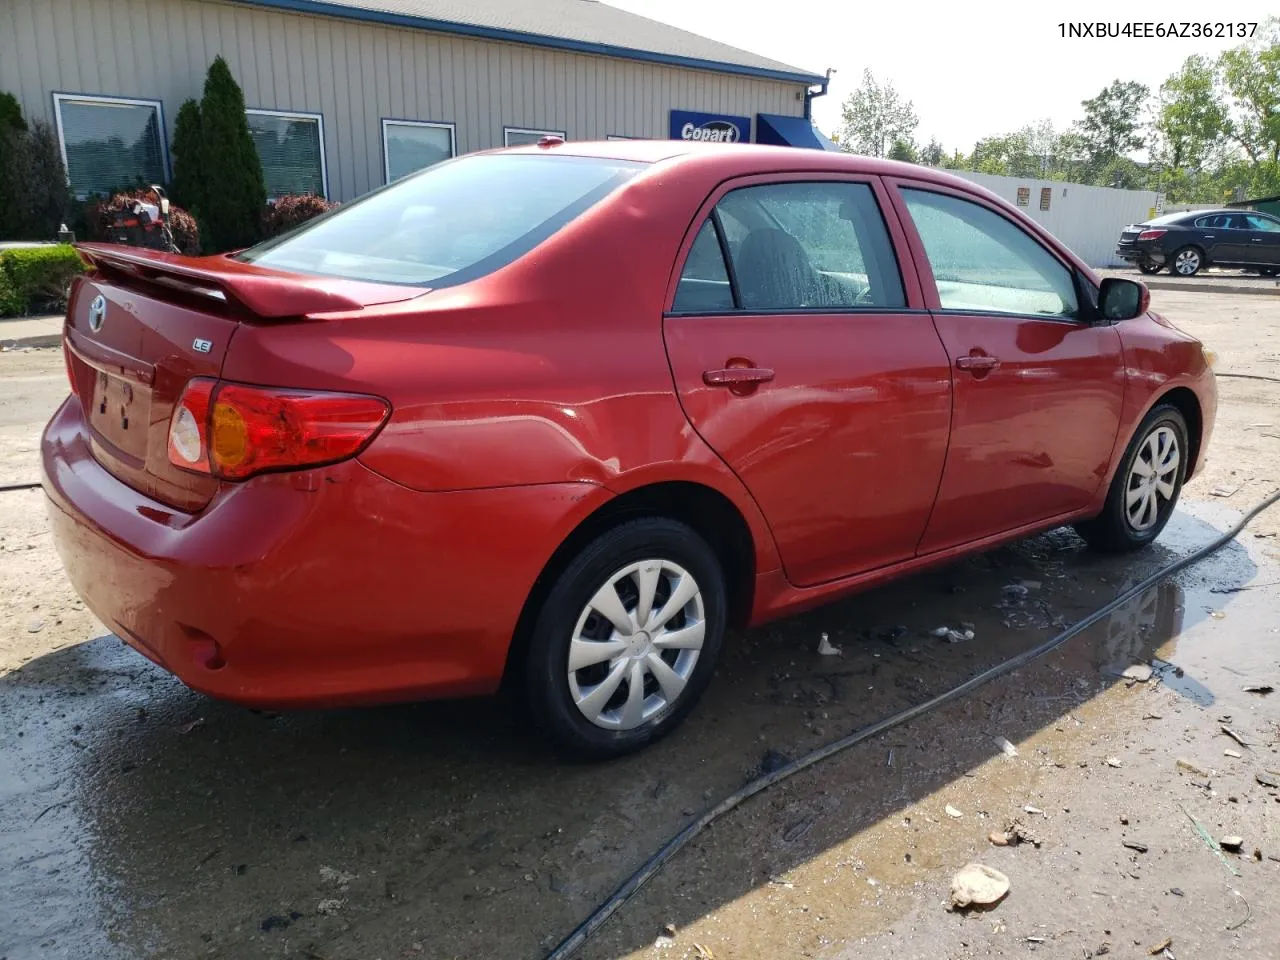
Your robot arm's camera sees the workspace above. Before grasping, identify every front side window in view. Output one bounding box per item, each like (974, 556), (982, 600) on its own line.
(504, 127), (566, 147)
(902, 189), (1078, 319)
(52, 94), (166, 197)
(238, 154), (644, 286)
(1244, 213), (1280, 232)
(245, 110), (326, 198)
(383, 120), (455, 182)
(677, 182), (904, 312)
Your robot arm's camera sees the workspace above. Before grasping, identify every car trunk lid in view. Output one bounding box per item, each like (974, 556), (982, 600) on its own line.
(65, 245), (423, 511)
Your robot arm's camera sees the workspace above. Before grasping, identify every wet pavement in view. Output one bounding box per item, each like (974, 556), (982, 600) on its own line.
(3, 496), (1278, 960)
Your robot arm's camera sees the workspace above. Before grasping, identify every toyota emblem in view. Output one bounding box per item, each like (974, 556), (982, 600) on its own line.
(88, 294), (107, 333)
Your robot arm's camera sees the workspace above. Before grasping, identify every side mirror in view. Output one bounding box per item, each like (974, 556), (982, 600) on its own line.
(1097, 277), (1149, 321)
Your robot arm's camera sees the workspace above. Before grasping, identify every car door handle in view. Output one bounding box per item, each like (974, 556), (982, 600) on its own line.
(955, 355), (1000, 372)
(703, 367), (775, 386)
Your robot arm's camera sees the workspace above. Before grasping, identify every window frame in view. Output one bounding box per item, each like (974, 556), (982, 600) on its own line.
(664, 172), (926, 317)
(504, 125), (567, 147)
(380, 118), (457, 184)
(885, 177), (1088, 325)
(50, 91), (170, 194)
(245, 107), (328, 199)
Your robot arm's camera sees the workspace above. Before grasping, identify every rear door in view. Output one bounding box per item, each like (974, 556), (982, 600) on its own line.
(885, 180), (1125, 554)
(662, 175), (953, 587)
(1210, 213), (1257, 263)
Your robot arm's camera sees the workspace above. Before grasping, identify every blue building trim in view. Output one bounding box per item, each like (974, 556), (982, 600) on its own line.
(229, 0), (825, 86)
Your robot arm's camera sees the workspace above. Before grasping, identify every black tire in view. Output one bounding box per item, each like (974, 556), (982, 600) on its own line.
(1170, 245), (1204, 277)
(524, 517), (726, 760)
(1074, 404), (1189, 553)
(1138, 261), (1163, 275)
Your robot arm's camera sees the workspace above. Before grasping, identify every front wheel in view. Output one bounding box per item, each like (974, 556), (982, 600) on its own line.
(1170, 246), (1203, 277)
(1074, 405), (1188, 552)
(1138, 260), (1163, 275)
(524, 518), (726, 760)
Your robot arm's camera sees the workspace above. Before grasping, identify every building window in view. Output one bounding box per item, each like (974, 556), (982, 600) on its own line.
(52, 94), (167, 198)
(504, 126), (566, 147)
(382, 120), (456, 182)
(245, 109), (327, 198)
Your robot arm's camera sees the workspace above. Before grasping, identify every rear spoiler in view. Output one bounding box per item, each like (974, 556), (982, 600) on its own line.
(75, 243), (417, 318)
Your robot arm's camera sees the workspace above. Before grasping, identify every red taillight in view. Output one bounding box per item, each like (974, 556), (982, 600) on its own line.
(1136, 229), (1167, 241)
(167, 378), (389, 481)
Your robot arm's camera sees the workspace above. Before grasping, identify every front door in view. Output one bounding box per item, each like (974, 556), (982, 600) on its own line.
(887, 182), (1126, 554)
(662, 177), (953, 587)
(1239, 213), (1280, 266)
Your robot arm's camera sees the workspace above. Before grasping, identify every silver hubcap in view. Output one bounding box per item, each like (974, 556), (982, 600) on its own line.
(1125, 425), (1179, 531)
(567, 559), (705, 730)
(1175, 250), (1200, 275)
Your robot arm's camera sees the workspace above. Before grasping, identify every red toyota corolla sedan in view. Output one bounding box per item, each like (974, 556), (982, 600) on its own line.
(42, 141), (1216, 759)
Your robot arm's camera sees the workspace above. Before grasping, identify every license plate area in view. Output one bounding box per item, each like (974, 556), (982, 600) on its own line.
(90, 370), (152, 461)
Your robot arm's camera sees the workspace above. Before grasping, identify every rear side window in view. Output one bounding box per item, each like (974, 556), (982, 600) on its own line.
(238, 154), (645, 286)
(672, 181), (905, 313)
(902, 189), (1078, 319)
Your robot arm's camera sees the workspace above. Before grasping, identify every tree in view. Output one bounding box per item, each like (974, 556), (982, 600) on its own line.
(0, 91), (29, 240)
(1076, 80), (1150, 176)
(887, 138), (919, 163)
(197, 56), (266, 251)
(920, 138), (944, 166)
(1219, 23), (1280, 165)
(9, 121), (71, 239)
(1153, 55), (1231, 171)
(837, 69), (918, 158)
(169, 98), (204, 215)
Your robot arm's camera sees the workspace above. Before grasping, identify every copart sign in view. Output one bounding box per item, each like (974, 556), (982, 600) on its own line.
(669, 110), (751, 144)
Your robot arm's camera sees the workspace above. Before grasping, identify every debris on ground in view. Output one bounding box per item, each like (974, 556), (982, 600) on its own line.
(945, 804), (964, 819)
(1005, 818), (1043, 847)
(693, 944), (715, 960)
(1221, 725), (1250, 749)
(1148, 937), (1173, 955)
(1256, 772), (1279, 788)
(1220, 835), (1244, 852)
(1023, 805), (1044, 816)
(1002, 583), (1030, 602)
(1179, 804), (1242, 877)
(319, 866), (356, 889)
(316, 898), (345, 915)
(994, 736), (1019, 758)
(26, 620), (44, 633)
(1121, 664), (1154, 683)
(931, 625), (973, 642)
(1225, 748), (1243, 759)
(816, 632), (841, 656)
(1123, 840), (1149, 853)
(1243, 685), (1274, 695)
(1105, 757), (1123, 768)
(1209, 484), (1240, 498)
(949, 864), (1010, 909)
(989, 830), (1009, 846)
(177, 718), (205, 735)
(1176, 758), (1213, 778)
(661, 922), (677, 938)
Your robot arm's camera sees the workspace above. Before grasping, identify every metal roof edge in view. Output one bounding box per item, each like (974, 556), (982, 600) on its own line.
(226, 0), (826, 85)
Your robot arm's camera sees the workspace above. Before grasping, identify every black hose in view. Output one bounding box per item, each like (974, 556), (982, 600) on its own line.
(1216, 372), (1280, 385)
(545, 490), (1280, 960)
(0, 481), (41, 493)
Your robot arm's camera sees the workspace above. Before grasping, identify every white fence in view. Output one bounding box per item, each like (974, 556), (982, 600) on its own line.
(950, 171), (1161, 268)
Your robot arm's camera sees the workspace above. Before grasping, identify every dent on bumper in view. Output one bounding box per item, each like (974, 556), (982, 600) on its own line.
(42, 397), (609, 707)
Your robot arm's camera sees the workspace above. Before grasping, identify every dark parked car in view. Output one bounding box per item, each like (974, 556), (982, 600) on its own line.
(1115, 208), (1280, 277)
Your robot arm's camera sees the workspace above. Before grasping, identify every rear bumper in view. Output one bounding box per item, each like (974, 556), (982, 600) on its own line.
(41, 396), (609, 707)
(1115, 245), (1165, 264)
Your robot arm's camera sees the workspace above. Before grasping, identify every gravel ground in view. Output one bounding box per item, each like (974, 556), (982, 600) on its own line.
(0, 288), (1277, 960)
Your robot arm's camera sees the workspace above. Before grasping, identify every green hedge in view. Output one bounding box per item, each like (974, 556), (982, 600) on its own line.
(0, 245), (85, 317)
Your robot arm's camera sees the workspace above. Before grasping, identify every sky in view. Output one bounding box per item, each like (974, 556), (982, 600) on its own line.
(606, 0), (1277, 151)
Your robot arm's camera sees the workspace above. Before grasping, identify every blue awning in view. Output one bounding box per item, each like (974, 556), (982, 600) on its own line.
(756, 113), (831, 150)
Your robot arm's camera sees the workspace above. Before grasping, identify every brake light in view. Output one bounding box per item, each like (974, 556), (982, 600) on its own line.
(167, 378), (389, 480)
(1136, 229), (1167, 241)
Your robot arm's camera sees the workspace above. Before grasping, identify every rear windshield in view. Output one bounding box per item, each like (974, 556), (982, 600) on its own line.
(1143, 212), (1195, 226)
(237, 154), (646, 286)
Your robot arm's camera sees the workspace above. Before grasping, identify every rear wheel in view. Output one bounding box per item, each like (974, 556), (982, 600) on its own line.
(1138, 260), (1163, 275)
(524, 518), (726, 760)
(1074, 405), (1188, 553)
(1171, 246), (1203, 277)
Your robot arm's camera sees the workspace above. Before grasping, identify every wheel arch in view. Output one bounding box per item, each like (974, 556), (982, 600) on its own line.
(502, 480), (758, 689)
(1155, 386), (1204, 477)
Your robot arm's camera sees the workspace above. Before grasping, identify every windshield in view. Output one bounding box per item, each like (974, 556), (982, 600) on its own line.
(238, 154), (647, 286)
